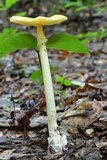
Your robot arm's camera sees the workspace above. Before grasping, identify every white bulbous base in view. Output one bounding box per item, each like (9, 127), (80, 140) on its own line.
(48, 132), (67, 153)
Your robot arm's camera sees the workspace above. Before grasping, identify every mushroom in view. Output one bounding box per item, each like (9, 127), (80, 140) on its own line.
(10, 15), (67, 153)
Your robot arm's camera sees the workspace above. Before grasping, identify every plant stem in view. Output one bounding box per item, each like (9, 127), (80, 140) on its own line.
(36, 25), (67, 153)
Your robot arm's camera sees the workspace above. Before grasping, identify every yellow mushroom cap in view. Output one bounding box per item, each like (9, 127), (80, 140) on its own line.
(10, 15), (67, 27)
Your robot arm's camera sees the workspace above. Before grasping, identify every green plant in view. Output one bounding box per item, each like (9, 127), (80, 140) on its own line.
(64, 0), (106, 14)
(55, 75), (84, 87)
(0, 0), (26, 15)
(30, 66), (57, 85)
(0, 14), (89, 153)
(76, 27), (107, 43)
(0, 0), (26, 16)
(0, 0), (20, 10)
(0, 0), (26, 49)
(0, 28), (18, 42)
(52, 0), (71, 13)
(0, 32), (89, 57)
(55, 75), (72, 87)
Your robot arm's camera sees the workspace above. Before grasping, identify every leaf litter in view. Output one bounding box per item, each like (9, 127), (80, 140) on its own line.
(1, 48), (107, 160)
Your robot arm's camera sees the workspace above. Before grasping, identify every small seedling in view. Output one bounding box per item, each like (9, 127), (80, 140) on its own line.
(0, 14), (89, 153)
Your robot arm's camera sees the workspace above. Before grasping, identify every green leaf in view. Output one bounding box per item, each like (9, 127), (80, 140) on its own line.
(31, 69), (43, 85)
(0, 33), (37, 58)
(76, 33), (85, 39)
(0, 2), (3, 6)
(30, 66), (57, 84)
(75, 6), (88, 12)
(55, 75), (85, 87)
(65, 1), (82, 8)
(0, 2), (5, 11)
(0, 28), (18, 42)
(0, 32), (89, 58)
(50, 65), (57, 72)
(55, 75), (72, 86)
(5, 0), (20, 9)
(47, 33), (89, 54)
(30, 69), (42, 82)
(15, 11), (27, 16)
(0, 2), (4, 8)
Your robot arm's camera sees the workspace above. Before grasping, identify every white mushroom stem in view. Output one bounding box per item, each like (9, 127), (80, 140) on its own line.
(37, 25), (67, 153)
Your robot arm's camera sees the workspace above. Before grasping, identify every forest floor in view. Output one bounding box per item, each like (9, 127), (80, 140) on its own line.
(0, 1), (107, 160)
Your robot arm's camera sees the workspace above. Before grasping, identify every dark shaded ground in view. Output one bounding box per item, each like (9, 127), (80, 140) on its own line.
(0, 1), (107, 159)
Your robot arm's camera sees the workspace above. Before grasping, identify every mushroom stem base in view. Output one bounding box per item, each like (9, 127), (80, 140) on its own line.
(48, 131), (67, 153)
